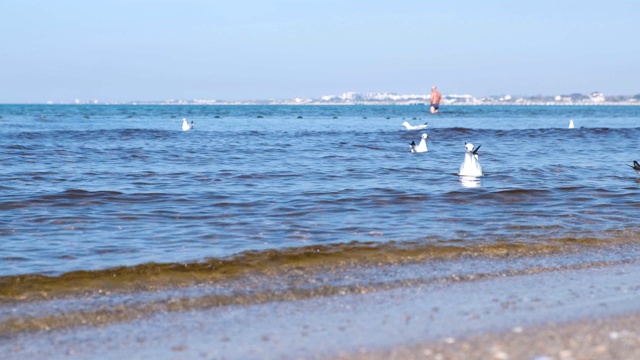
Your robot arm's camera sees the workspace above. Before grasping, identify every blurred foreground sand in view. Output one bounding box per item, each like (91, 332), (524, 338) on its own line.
(5, 261), (640, 359)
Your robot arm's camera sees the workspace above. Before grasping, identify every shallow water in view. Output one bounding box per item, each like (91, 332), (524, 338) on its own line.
(1, 103), (640, 342)
(1, 104), (640, 311)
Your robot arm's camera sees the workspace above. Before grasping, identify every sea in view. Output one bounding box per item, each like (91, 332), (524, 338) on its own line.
(2, 104), (640, 337)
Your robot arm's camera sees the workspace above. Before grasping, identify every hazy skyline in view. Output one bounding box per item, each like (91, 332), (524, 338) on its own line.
(1, 0), (638, 103)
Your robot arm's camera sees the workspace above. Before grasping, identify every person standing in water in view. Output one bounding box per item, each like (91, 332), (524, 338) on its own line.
(430, 86), (442, 114)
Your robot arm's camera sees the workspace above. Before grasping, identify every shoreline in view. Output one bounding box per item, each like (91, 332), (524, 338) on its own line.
(2, 102), (640, 106)
(4, 259), (640, 359)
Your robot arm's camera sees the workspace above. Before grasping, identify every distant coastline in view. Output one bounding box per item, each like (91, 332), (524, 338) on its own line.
(6, 91), (640, 106)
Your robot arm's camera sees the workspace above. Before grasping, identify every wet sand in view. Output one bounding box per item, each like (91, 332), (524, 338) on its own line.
(361, 312), (640, 360)
(4, 260), (640, 359)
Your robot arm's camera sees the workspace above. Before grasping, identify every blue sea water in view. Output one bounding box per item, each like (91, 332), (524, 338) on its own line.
(1, 104), (640, 279)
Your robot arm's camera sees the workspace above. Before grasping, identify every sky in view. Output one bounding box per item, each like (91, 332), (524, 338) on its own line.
(1, 0), (639, 103)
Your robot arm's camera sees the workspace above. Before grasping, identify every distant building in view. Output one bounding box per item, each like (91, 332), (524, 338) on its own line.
(444, 94), (476, 104)
(341, 92), (360, 101)
(555, 93), (590, 103)
(321, 95), (339, 102)
(590, 92), (605, 102)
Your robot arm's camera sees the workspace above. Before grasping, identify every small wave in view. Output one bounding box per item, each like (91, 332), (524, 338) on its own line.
(56, 189), (123, 199)
(2, 235), (640, 336)
(3, 189), (196, 210)
(445, 127), (475, 134)
(2, 236), (638, 305)
(35, 189), (124, 206)
(4, 144), (34, 151)
(352, 144), (384, 150)
(491, 189), (554, 201)
(234, 172), (302, 180)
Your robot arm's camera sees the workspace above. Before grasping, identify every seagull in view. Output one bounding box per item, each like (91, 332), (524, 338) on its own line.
(182, 118), (194, 131)
(458, 142), (483, 177)
(410, 133), (428, 153)
(471, 144), (481, 160)
(402, 121), (428, 131)
(626, 160), (640, 175)
(568, 119), (575, 129)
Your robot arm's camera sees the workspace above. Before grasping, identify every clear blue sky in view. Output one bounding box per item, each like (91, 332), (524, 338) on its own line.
(1, 0), (638, 103)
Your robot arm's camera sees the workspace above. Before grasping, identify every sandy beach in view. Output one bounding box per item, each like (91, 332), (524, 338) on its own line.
(3, 258), (640, 359)
(366, 312), (640, 360)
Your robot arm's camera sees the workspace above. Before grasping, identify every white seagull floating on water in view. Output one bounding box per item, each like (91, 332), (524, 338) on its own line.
(627, 160), (640, 175)
(402, 121), (428, 131)
(568, 119), (575, 129)
(409, 133), (428, 153)
(458, 143), (483, 177)
(182, 118), (194, 131)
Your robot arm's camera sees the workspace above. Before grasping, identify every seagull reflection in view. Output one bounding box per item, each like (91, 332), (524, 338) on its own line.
(459, 176), (481, 188)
